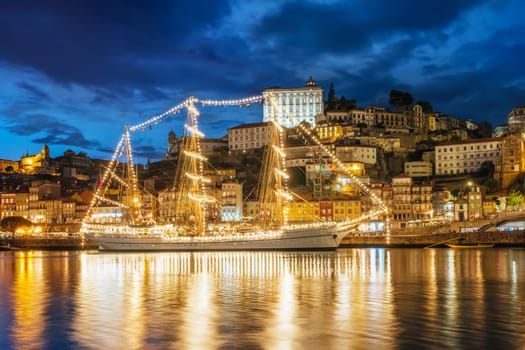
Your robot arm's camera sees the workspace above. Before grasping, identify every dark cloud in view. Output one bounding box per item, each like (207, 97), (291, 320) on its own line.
(0, 0), (524, 161)
(17, 81), (51, 100)
(6, 113), (101, 149)
(0, 0), (229, 89)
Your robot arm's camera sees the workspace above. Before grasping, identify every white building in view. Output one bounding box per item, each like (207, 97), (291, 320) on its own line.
(262, 77), (324, 128)
(434, 137), (503, 176)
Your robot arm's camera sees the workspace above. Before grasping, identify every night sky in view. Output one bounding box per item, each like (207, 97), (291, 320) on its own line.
(1, 0), (524, 162)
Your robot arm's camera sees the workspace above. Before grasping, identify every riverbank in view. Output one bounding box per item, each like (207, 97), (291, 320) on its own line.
(1, 236), (98, 250)
(340, 230), (525, 248)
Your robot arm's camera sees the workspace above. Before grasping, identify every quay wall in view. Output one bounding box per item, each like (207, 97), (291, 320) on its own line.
(3, 237), (98, 250)
(341, 230), (525, 248)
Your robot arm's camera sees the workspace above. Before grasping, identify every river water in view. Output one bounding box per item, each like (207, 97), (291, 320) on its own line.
(0, 248), (524, 350)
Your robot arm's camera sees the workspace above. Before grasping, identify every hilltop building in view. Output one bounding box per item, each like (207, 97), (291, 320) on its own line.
(262, 77), (324, 128)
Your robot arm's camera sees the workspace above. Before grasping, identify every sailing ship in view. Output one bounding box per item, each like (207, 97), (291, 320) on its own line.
(82, 96), (371, 251)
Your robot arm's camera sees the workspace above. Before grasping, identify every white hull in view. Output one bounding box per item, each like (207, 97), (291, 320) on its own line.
(85, 223), (353, 251)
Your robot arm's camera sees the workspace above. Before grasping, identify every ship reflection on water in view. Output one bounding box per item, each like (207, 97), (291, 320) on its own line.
(0, 249), (524, 349)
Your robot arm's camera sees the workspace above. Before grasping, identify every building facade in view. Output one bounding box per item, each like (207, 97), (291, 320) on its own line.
(262, 77), (324, 128)
(227, 122), (275, 152)
(434, 137), (503, 176)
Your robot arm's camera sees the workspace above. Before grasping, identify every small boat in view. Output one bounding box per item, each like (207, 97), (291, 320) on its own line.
(445, 243), (494, 249)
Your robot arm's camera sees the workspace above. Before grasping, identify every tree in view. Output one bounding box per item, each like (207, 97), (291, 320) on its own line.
(415, 100), (433, 113)
(0, 217), (33, 235)
(327, 82), (337, 102)
(507, 190), (524, 211)
(389, 90), (413, 111)
(478, 161), (495, 177)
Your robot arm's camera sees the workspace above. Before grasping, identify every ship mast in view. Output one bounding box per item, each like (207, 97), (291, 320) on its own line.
(173, 98), (210, 234)
(256, 95), (291, 229)
(124, 126), (142, 225)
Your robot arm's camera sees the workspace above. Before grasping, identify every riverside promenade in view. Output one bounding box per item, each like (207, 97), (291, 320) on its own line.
(342, 214), (525, 248)
(340, 230), (525, 248)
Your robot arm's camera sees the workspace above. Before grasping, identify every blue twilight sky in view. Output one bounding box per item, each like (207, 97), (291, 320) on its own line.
(1, 0), (524, 163)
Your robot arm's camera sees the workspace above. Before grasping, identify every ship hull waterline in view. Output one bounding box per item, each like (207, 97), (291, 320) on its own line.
(84, 224), (353, 251)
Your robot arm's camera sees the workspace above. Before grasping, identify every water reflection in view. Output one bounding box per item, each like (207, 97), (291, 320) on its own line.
(0, 249), (524, 349)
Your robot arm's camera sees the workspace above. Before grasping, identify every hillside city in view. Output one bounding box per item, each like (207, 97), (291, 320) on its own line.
(1, 77), (525, 235)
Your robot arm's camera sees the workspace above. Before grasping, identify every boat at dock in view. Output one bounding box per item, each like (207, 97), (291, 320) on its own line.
(445, 243), (495, 249)
(82, 96), (380, 251)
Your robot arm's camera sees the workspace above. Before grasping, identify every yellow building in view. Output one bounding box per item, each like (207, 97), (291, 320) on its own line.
(315, 124), (343, 143)
(286, 201), (319, 223)
(332, 198), (361, 222)
(0, 159), (19, 173)
(20, 145), (51, 174)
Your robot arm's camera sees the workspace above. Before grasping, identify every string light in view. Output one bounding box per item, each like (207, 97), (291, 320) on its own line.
(82, 92), (380, 241)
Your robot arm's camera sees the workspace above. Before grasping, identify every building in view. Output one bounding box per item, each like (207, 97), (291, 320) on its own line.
(495, 134), (525, 189)
(467, 187), (483, 220)
(404, 161), (433, 177)
(167, 134), (228, 159)
(227, 122), (276, 152)
(434, 137), (503, 176)
(287, 201), (318, 223)
(0, 159), (19, 173)
(315, 124), (343, 143)
(262, 77), (324, 128)
(391, 175), (433, 228)
(335, 145), (377, 165)
(507, 106), (525, 132)
(20, 145), (54, 175)
(221, 182), (243, 222)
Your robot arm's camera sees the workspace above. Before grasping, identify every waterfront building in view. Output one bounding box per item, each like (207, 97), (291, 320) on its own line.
(28, 181), (61, 223)
(157, 189), (176, 222)
(286, 201), (318, 223)
(468, 187), (483, 220)
(0, 193), (16, 220)
(432, 189), (452, 220)
(434, 137), (503, 176)
(391, 175), (433, 228)
(242, 200), (258, 221)
(262, 77), (324, 129)
(454, 194), (468, 222)
(332, 197), (361, 222)
(221, 182), (243, 222)
(62, 200), (77, 224)
(391, 175), (412, 226)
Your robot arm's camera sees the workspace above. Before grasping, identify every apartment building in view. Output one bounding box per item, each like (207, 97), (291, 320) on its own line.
(227, 122), (276, 151)
(434, 137), (503, 176)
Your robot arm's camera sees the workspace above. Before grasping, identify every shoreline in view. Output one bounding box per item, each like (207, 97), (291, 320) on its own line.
(1, 230), (525, 250)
